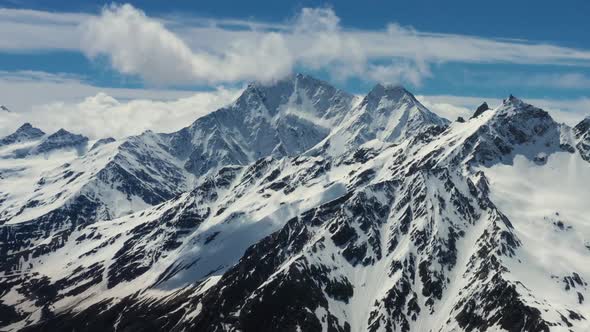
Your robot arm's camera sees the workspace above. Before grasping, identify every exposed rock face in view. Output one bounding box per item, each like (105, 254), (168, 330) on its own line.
(471, 102), (490, 119)
(0, 77), (589, 332)
(90, 137), (116, 151)
(574, 117), (590, 161)
(0, 123), (45, 146)
(169, 73), (356, 176)
(29, 129), (88, 155)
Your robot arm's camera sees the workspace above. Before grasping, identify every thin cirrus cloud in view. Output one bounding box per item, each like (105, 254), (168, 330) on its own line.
(3, 4), (590, 86)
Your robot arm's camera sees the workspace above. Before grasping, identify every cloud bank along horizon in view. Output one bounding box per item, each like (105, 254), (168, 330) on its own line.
(1, 3), (590, 139)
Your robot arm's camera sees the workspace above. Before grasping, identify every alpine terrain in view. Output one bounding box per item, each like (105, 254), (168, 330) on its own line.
(0, 74), (589, 332)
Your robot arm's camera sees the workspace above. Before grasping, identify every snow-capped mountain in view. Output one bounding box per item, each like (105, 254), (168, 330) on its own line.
(312, 84), (448, 156)
(165, 73), (356, 176)
(0, 74), (356, 274)
(573, 116), (590, 162)
(0, 75), (589, 332)
(0, 123), (45, 147)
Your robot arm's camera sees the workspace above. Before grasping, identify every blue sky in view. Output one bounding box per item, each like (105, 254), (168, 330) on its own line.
(1, 1), (590, 137)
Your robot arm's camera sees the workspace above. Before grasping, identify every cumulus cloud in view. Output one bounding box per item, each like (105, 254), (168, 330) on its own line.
(80, 4), (292, 85)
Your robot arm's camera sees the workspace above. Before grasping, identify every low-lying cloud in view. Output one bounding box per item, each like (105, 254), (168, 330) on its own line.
(0, 82), (241, 139)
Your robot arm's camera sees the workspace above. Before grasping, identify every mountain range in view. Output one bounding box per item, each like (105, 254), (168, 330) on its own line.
(0, 73), (589, 332)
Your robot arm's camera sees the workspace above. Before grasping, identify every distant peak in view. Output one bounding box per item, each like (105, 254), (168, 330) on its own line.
(0, 105), (10, 112)
(504, 94), (524, 107)
(18, 123), (34, 130)
(45, 128), (87, 142)
(52, 129), (72, 136)
(0, 122), (45, 146)
(360, 84), (418, 112)
(15, 122), (44, 135)
(574, 116), (590, 138)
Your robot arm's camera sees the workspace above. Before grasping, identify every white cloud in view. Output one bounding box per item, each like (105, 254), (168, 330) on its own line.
(0, 71), (241, 138)
(416, 97), (474, 121)
(417, 94), (590, 126)
(0, 71), (201, 111)
(80, 4), (293, 85)
(4, 5), (590, 86)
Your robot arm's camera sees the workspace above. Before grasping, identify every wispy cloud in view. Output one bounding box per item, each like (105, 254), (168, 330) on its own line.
(3, 5), (590, 86)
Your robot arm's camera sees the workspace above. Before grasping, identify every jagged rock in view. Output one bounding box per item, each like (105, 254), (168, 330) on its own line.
(28, 129), (88, 155)
(574, 117), (590, 162)
(90, 137), (116, 150)
(471, 102), (490, 119)
(0, 123), (45, 146)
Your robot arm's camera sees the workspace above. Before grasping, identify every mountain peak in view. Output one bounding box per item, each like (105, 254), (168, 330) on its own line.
(361, 83), (416, 112)
(234, 73), (353, 118)
(29, 129), (89, 155)
(367, 83), (412, 100)
(0, 122), (45, 146)
(573, 116), (590, 138)
(17, 122), (34, 130)
(0, 105), (10, 112)
(504, 94), (525, 107)
(471, 102), (490, 119)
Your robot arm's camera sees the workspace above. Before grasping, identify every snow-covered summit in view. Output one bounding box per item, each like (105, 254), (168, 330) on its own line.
(573, 116), (590, 161)
(235, 73), (354, 121)
(574, 116), (590, 138)
(315, 83), (449, 155)
(28, 128), (88, 155)
(163, 73), (356, 176)
(0, 123), (45, 146)
(362, 83), (417, 109)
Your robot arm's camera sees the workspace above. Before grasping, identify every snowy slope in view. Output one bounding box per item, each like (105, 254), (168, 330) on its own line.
(0, 78), (589, 332)
(312, 83), (449, 156)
